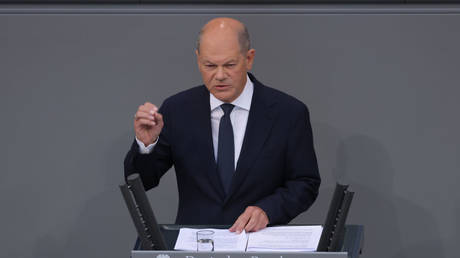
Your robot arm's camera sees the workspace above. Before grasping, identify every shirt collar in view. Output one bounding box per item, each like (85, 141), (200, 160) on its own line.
(210, 74), (253, 111)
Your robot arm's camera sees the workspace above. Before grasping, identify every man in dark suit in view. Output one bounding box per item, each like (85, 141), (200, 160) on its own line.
(124, 17), (320, 233)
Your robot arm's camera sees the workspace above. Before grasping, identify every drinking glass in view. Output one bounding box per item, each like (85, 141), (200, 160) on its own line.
(196, 230), (214, 251)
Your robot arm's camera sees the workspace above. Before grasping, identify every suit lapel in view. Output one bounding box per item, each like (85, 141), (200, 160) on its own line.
(225, 77), (277, 203)
(195, 86), (227, 202)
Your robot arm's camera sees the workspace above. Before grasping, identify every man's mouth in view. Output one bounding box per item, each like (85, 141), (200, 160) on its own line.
(215, 85), (230, 89)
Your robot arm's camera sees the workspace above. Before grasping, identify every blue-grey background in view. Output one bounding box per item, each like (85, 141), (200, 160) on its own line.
(1, 4), (459, 258)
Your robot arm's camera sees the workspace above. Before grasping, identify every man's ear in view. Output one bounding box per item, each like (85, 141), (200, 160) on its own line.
(246, 48), (256, 70)
(195, 49), (201, 67)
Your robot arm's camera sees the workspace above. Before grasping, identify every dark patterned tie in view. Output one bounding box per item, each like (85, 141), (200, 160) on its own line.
(217, 103), (235, 195)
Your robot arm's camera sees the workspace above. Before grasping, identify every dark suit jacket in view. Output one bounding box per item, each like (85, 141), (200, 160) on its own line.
(124, 73), (320, 225)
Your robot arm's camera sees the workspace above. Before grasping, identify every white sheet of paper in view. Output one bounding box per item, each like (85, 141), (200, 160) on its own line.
(246, 225), (323, 252)
(174, 228), (248, 252)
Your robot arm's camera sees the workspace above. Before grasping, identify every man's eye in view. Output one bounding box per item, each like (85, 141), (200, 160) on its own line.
(225, 64), (235, 67)
(205, 64), (216, 68)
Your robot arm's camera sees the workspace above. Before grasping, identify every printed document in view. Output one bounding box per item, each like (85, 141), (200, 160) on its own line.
(174, 228), (248, 251)
(174, 225), (322, 252)
(246, 225), (323, 252)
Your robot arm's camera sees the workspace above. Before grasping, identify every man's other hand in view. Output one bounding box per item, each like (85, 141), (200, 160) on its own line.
(229, 206), (269, 233)
(134, 102), (164, 146)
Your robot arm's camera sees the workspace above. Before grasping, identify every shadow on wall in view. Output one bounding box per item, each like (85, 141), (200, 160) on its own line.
(335, 134), (444, 258)
(454, 204), (460, 255)
(291, 121), (346, 224)
(55, 131), (179, 258)
(36, 131), (136, 258)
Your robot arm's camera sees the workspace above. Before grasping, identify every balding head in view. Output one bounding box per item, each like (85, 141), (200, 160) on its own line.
(196, 17), (251, 54)
(195, 17), (255, 103)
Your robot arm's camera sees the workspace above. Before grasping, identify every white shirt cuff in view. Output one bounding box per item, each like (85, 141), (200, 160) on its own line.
(135, 137), (158, 154)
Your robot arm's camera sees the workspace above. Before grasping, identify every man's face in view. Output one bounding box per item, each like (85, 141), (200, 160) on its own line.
(196, 34), (255, 103)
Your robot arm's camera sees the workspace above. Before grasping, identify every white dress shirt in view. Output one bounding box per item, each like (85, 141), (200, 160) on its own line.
(136, 75), (254, 169)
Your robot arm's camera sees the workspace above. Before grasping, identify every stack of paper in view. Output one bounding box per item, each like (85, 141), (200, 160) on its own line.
(174, 225), (323, 252)
(174, 228), (247, 251)
(246, 225), (323, 252)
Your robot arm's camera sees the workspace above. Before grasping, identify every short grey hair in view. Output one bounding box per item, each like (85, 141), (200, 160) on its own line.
(196, 25), (251, 54)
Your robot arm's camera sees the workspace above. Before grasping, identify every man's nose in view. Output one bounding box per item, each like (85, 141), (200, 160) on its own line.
(215, 66), (226, 81)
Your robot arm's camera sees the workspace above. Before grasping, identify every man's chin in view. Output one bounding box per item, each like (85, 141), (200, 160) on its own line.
(212, 91), (235, 103)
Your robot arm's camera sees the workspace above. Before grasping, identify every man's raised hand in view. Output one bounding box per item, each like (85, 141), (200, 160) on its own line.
(134, 102), (164, 146)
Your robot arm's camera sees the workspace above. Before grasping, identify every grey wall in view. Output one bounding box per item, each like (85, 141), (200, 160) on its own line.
(1, 4), (460, 258)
